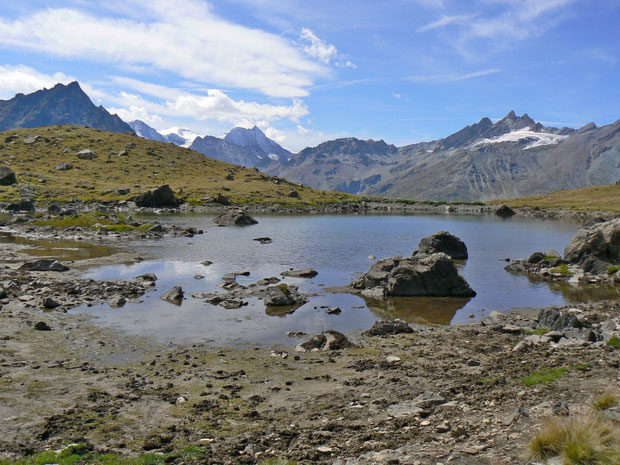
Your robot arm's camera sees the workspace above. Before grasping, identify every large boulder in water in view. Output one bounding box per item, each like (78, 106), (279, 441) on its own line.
(563, 218), (619, 274)
(134, 185), (181, 208)
(214, 209), (258, 226)
(418, 231), (468, 259)
(351, 252), (476, 298)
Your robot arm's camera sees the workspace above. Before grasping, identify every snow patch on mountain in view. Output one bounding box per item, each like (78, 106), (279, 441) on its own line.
(473, 127), (569, 150)
(160, 127), (200, 147)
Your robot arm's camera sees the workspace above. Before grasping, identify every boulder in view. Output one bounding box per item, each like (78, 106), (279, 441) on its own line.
(76, 149), (97, 160)
(527, 252), (545, 264)
(214, 210), (258, 226)
(55, 163), (73, 171)
(6, 200), (35, 212)
(563, 218), (619, 274)
(214, 193), (230, 205)
(264, 284), (307, 306)
(161, 286), (184, 305)
(20, 259), (69, 272)
(134, 185), (181, 208)
(351, 252), (476, 297)
(280, 268), (318, 278)
(109, 296), (127, 308)
(363, 319), (414, 336)
(0, 166), (17, 186)
(417, 231), (468, 259)
(42, 297), (61, 309)
(295, 330), (355, 352)
(495, 204), (516, 217)
(34, 321), (52, 331)
(537, 308), (587, 331)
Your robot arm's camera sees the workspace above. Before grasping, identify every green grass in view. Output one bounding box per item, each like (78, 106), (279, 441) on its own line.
(521, 364), (590, 386)
(523, 327), (550, 336)
(529, 414), (619, 465)
(32, 212), (152, 232)
(0, 444), (208, 465)
(479, 377), (500, 384)
(607, 265), (620, 274)
(606, 336), (620, 349)
(551, 263), (574, 276)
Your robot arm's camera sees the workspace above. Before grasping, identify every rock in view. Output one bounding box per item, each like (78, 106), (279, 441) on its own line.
(220, 299), (245, 309)
(23, 135), (41, 144)
(55, 163), (73, 171)
(527, 252), (545, 264)
(253, 237), (272, 244)
(280, 268), (318, 278)
(34, 321), (51, 331)
(201, 261), (213, 266)
(256, 277), (280, 286)
(386, 401), (424, 418)
(264, 285), (307, 306)
(76, 149), (97, 160)
(6, 199), (35, 212)
(411, 391), (446, 409)
(363, 319), (414, 336)
(563, 218), (619, 274)
(48, 204), (61, 214)
(20, 259), (69, 272)
(327, 307), (341, 315)
(134, 185), (181, 208)
(386, 355), (401, 363)
(213, 210), (257, 226)
(136, 273), (157, 282)
(417, 231), (468, 259)
(351, 253), (476, 297)
(161, 286), (184, 305)
(214, 193), (230, 205)
(495, 204), (516, 217)
(288, 190), (300, 198)
(295, 330), (355, 352)
(42, 297), (61, 309)
(538, 308), (586, 331)
(0, 166), (17, 185)
(116, 187), (131, 195)
(545, 249), (561, 258)
(109, 296), (127, 308)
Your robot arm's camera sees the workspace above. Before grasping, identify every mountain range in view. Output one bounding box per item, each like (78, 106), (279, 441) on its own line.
(0, 82), (617, 202)
(0, 82), (132, 133)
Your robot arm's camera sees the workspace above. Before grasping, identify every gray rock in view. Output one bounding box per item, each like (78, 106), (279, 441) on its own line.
(76, 149), (97, 160)
(55, 163), (73, 171)
(6, 199), (35, 212)
(295, 330), (355, 352)
(0, 166), (17, 186)
(135, 273), (157, 282)
(213, 210), (257, 226)
(20, 259), (69, 272)
(161, 286), (184, 305)
(264, 285), (307, 306)
(363, 319), (414, 336)
(351, 252), (476, 297)
(417, 231), (468, 259)
(564, 218), (619, 274)
(109, 296), (127, 308)
(134, 185), (181, 208)
(527, 252), (545, 264)
(280, 268), (318, 278)
(34, 321), (51, 331)
(495, 204), (516, 217)
(538, 308), (586, 331)
(42, 297), (61, 309)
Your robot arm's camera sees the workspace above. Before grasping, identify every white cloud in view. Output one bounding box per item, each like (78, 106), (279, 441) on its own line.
(299, 28), (356, 69)
(407, 68), (500, 83)
(0, 65), (74, 99)
(0, 0), (329, 97)
(416, 14), (477, 33)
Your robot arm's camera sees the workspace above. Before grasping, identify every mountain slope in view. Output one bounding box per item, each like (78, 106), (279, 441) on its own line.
(190, 126), (292, 168)
(267, 111), (618, 201)
(0, 82), (132, 133)
(128, 120), (169, 143)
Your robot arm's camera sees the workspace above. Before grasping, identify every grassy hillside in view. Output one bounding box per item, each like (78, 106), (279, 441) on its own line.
(492, 184), (620, 212)
(0, 125), (354, 206)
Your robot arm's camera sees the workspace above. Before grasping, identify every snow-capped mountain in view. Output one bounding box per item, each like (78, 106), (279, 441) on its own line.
(159, 127), (200, 147)
(190, 126), (292, 168)
(128, 120), (169, 143)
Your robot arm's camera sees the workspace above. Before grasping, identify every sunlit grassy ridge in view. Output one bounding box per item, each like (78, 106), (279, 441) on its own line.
(0, 125), (355, 206)
(491, 184), (620, 213)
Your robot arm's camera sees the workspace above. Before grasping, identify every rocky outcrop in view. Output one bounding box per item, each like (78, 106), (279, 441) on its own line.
(264, 285), (307, 306)
(0, 166), (17, 185)
(134, 185), (181, 208)
(20, 259), (69, 272)
(213, 210), (258, 226)
(418, 231), (468, 259)
(563, 218), (619, 274)
(295, 330), (355, 352)
(351, 252), (476, 297)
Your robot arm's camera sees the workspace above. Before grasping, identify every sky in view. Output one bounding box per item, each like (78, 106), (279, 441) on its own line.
(0, 0), (619, 151)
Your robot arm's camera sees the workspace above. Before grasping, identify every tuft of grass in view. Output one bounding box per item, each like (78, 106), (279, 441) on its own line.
(521, 364), (590, 386)
(607, 336), (620, 349)
(551, 263), (574, 276)
(592, 391), (618, 411)
(607, 265), (620, 274)
(523, 327), (550, 336)
(529, 414), (619, 465)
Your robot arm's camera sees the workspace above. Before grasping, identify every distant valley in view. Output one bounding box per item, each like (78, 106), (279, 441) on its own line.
(1, 82), (618, 202)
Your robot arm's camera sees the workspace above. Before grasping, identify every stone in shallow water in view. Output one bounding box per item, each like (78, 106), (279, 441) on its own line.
(417, 231), (468, 259)
(160, 286), (184, 305)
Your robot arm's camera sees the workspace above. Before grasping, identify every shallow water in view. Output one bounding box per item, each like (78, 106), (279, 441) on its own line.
(71, 213), (616, 347)
(0, 232), (116, 261)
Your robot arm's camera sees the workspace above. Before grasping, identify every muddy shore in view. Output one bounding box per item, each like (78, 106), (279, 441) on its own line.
(0, 208), (618, 464)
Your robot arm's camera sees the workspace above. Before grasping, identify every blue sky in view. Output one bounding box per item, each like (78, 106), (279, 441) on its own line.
(0, 0), (618, 151)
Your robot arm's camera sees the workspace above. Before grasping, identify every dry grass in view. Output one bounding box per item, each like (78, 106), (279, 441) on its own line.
(490, 184), (620, 212)
(529, 413), (620, 464)
(593, 391), (618, 411)
(0, 125), (355, 206)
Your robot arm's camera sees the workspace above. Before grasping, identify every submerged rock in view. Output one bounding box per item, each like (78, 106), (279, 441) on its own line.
(295, 330), (355, 352)
(213, 210), (258, 226)
(418, 231), (468, 259)
(280, 268), (318, 278)
(351, 252), (476, 297)
(134, 185), (181, 208)
(161, 286), (184, 305)
(563, 218), (619, 274)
